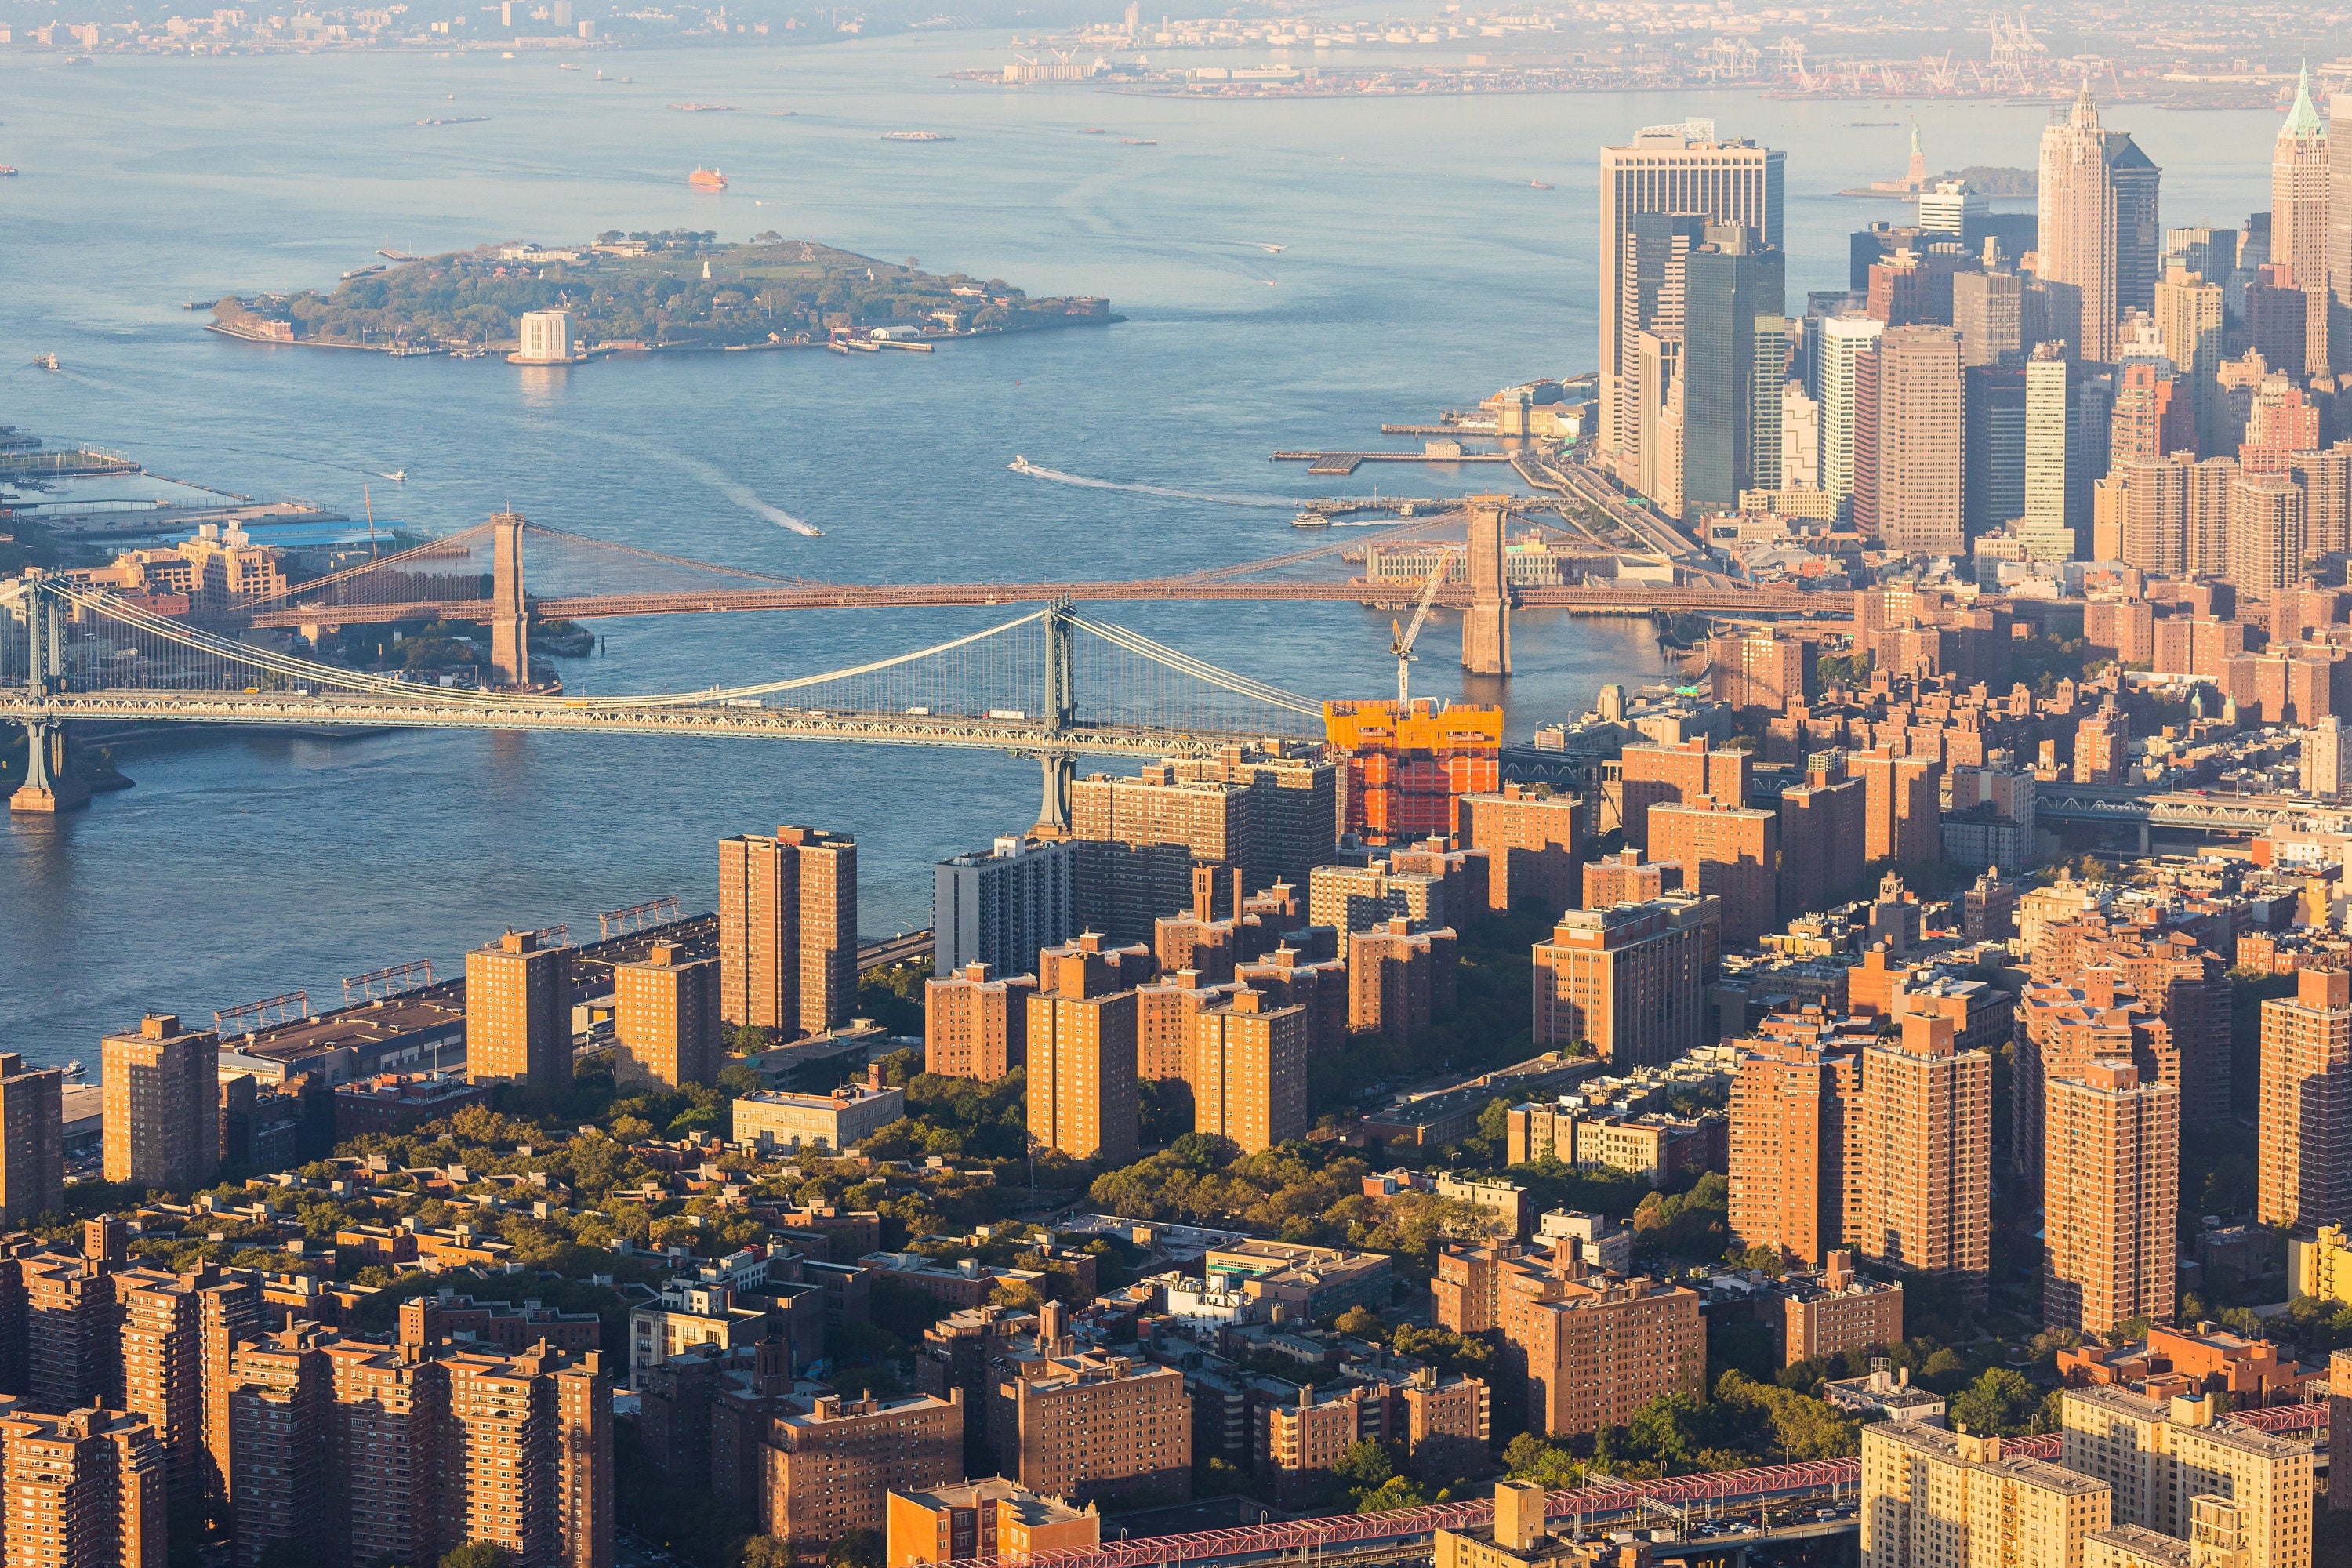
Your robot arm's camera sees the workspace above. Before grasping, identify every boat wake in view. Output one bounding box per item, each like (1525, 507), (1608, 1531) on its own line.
(1010, 461), (1291, 509)
(665, 449), (824, 535)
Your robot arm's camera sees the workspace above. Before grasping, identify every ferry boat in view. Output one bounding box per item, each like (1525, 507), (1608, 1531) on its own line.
(1291, 510), (1331, 528)
(0, 166), (17, 177)
(689, 166), (728, 190)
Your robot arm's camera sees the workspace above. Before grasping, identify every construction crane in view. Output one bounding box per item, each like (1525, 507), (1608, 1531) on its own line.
(1389, 556), (1451, 706)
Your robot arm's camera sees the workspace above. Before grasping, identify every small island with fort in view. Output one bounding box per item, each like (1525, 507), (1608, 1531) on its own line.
(206, 231), (1116, 361)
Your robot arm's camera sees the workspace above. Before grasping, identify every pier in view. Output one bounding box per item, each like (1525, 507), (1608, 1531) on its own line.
(1273, 451), (1515, 474)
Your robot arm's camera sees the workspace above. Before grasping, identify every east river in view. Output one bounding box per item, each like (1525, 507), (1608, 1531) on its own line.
(0, 36), (2278, 1056)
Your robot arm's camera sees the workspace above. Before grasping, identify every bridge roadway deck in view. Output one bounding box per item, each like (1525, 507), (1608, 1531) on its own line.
(0, 691), (1287, 755)
(2032, 783), (2342, 833)
(247, 582), (1849, 628)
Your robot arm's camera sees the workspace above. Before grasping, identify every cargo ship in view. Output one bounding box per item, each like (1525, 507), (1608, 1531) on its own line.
(689, 167), (728, 190)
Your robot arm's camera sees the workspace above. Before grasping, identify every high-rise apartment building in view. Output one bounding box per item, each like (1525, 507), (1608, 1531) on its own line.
(1729, 1035), (1860, 1266)
(1348, 918), (1456, 1043)
(1849, 1013), (1991, 1301)
(2258, 967), (2352, 1231)
(465, 929), (573, 1091)
(444, 1345), (613, 1568)
(102, 1014), (220, 1191)
(1777, 760), (1867, 920)
(0, 1053), (63, 1225)
(2020, 343), (2085, 561)
(2272, 66), (2332, 377)
(2307, 716), (2352, 800)
(1617, 737), (1751, 851)
(2230, 472), (2307, 593)
(1706, 631), (1813, 720)
(924, 962), (1036, 1082)
(1457, 784), (1588, 915)
(1817, 314), (1885, 509)
(2042, 1060), (2177, 1334)
(1007, 1351), (1190, 1505)
(1849, 748), (1941, 866)
(612, 941), (723, 1091)
(1530, 895), (1715, 1066)
(1857, 325), (1965, 555)
(227, 1324), (333, 1568)
(933, 837), (1074, 980)
(1027, 942), (1142, 1163)
(1598, 120), (1784, 464)
(2154, 268), (2226, 452)
(1646, 800), (1780, 949)
(0, 1404), (169, 1568)
(1191, 989), (1308, 1153)
(113, 1266), (215, 1505)
(322, 1338), (452, 1568)
(2060, 1385), (2310, 1568)
(1861, 1422), (2111, 1568)
(762, 1391), (964, 1548)
(1162, 743), (1340, 897)
(1495, 1250), (1704, 1438)
(719, 826), (858, 1040)
(24, 1254), (118, 1417)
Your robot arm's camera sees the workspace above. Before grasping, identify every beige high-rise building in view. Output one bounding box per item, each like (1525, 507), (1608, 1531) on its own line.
(2258, 967), (2352, 1230)
(2272, 65), (2332, 377)
(613, 941), (724, 1091)
(464, 929), (573, 1091)
(2117, 455), (2190, 575)
(1191, 989), (1309, 1153)
(102, 1014), (220, 1191)
(2060, 1386), (2311, 1568)
(2042, 1059), (2177, 1334)
(1866, 325), (1965, 556)
(0, 1052), (63, 1225)
(1861, 1422), (2111, 1568)
(1817, 314), (1885, 510)
(2229, 472), (2307, 593)
(2154, 270), (2225, 452)
(2021, 343), (2081, 561)
(1027, 942), (1141, 1163)
(718, 825), (859, 1040)
(2038, 82), (2123, 363)
(1849, 1012), (1991, 1301)
(1597, 121), (1784, 463)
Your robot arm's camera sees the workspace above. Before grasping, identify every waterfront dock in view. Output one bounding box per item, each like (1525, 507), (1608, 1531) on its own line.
(1273, 450), (1513, 474)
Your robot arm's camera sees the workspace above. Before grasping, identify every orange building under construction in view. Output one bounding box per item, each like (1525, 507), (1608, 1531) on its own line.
(1325, 699), (1504, 841)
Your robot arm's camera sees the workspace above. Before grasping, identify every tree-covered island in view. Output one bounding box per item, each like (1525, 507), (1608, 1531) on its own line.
(209, 231), (1115, 355)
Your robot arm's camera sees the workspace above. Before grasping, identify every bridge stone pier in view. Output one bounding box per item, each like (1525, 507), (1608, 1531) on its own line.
(1461, 494), (1512, 676)
(9, 587), (87, 812)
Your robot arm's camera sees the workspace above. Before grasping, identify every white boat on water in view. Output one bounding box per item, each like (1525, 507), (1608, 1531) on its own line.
(1008, 454), (1031, 471)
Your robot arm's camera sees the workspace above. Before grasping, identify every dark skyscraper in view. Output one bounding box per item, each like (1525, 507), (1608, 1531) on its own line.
(1965, 363), (2027, 538)
(1682, 227), (1786, 510)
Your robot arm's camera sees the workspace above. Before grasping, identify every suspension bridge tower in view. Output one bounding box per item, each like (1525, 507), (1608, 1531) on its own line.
(9, 576), (90, 813)
(1461, 494), (1512, 676)
(489, 511), (531, 688)
(1032, 601), (1077, 833)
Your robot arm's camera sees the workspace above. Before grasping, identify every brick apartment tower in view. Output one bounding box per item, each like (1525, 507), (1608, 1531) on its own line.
(1581, 848), (1679, 909)
(1348, 919), (1455, 1044)
(2042, 1058), (2177, 1334)
(614, 940), (724, 1090)
(1191, 990), (1309, 1153)
(443, 1345), (613, 1568)
(112, 1268), (214, 1508)
(924, 963), (1036, 1082)
(1026, 940), (1142, 1163)
(719, 826), (858, 1040)
(101, 1014), (219, 1191)
(0, 1405), (169, 1568)
(1849, 749), (1941, 866)
(226, 1325), (334, 1568)
(2259, 967), (2352, 1231)
(1728, 1036), (1860, 1266)
(1849, 1012), (1991, 1303)
(1617, 739), (1751, 851)
(1708, 630), (1814, 718)
(1009, 1352), (1191, 1505)
(762, 1392), (965, 1549)
(1460, 495), (1512, 677)
(1646, 800), (1780, 949)
(1776, 759), (1866, 919)
(321, 1338), (454, 1568)
(1457, 784), (1588, 914)
(1530, 898), (1711, 1066)
(24, 1254), (118, 1415)
(0, 1053), (64, 1225)
(465, 930), (573, 1092)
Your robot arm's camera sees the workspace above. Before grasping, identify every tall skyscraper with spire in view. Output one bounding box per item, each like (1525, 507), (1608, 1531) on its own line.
(2274, 60), (2332, 376)
(2036, 75), (2160, 364)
